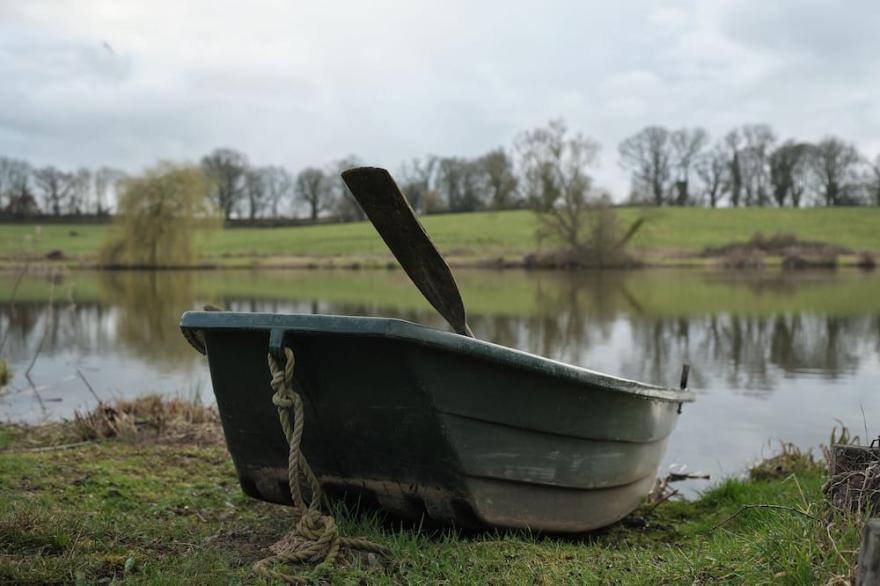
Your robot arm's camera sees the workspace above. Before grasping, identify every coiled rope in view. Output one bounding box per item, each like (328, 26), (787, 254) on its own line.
(254, 347), (389, 583)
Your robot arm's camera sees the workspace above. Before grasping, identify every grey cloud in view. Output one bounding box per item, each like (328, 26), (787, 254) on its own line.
(0, 0), (878, 196)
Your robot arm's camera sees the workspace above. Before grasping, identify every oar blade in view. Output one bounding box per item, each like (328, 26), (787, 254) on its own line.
(342, 167), (473, 337)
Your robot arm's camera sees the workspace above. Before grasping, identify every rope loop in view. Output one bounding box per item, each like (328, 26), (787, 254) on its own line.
(254, 345), (389, 583)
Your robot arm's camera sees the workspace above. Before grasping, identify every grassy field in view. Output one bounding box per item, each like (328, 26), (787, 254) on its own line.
(2, 207), (880, 265)
(0, 399), (862, 584)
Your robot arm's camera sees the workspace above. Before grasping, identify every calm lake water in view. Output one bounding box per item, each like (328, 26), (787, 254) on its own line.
(2, 268), (880, 490)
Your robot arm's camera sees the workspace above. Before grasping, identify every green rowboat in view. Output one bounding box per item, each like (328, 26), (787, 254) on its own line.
(180, 311), (694, 533)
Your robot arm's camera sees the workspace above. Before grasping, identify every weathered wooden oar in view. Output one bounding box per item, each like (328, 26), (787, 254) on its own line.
(341, 167), (474, 337)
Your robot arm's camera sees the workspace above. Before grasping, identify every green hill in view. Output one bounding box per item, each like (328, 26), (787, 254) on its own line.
(1, 207), (879, 263)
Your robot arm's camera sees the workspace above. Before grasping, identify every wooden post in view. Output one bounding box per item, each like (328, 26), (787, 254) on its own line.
(857, 519), (880, 586)
(825, 444), (880, 513)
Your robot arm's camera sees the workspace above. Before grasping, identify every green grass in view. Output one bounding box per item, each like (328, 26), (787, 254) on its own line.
(3, 207), (880, 263)
(0, 417), (862, 584)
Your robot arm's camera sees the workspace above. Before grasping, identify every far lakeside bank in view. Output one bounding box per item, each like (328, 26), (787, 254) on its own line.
(1, 207), (879, 272)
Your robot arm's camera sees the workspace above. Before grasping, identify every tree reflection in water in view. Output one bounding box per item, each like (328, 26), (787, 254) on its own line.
(0, 269), (879, 399)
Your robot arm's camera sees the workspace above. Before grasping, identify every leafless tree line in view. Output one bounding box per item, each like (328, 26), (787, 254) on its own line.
(619, 124), (880, 207)
(0, 160), (127, 217)
(3, 120), (879, 221)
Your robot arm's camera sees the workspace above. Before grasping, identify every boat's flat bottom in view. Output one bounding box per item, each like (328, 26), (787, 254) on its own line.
(238, 465), (656, 533)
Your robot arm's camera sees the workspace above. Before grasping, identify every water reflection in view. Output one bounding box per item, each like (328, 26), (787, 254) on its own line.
(2, 268), (880, 484)
(2, 269), (880, 392)
(97, 271), (201, 369)
(621, 314), (873, 393)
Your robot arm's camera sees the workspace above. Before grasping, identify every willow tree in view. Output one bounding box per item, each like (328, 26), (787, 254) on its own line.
(101, 163), (218, 267)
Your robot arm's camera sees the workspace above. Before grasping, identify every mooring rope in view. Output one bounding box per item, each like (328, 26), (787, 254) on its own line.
(253, 346), (389, 583)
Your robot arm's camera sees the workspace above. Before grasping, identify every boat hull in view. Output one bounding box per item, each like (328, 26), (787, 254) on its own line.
(180, 312), (693, 533)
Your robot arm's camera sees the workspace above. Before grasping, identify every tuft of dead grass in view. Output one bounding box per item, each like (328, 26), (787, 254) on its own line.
(0, 358), (9, 387)
(749, 442), (822, 481)
(72, 394), (223, 446)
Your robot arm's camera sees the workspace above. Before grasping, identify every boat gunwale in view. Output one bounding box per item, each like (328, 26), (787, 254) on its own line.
(180, 311), (695, 403)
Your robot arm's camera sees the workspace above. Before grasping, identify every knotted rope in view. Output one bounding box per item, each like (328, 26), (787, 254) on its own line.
(253, 347), (389, 583)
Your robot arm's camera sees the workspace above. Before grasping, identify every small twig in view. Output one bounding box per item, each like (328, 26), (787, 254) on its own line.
(0, 264), (28, 355)
(77, 368), (102, 405)
(25, 273), (56, 378)
(668, 471), (709, 482)
(24, 372), (46, 413)
(825, 522), (850, 569)
(643, 488), (680, 515)
(708, 504), (819, 532)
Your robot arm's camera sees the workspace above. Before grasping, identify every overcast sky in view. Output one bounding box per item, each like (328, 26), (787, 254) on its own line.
(1, 0), (879, 197)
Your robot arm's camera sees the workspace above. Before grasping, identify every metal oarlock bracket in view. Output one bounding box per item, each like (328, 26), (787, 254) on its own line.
(677, 364), (690, 414)
(268, 329), (286, 362)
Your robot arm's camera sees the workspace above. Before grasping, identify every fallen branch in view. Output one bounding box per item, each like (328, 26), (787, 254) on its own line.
(3, 441), (95, 453)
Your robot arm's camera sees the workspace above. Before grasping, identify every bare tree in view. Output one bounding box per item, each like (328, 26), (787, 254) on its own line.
(812, 136), (862, 206)
(695, 142), (728, 208)
(69, 167), (93, 214)
(670, 127), (708, 205)
(0, 157), (12, 209)
(739, 124), (776, 206)
(262, 165), (293, 218)
(517, 119), (601, 213)
(398, 156), (437, 213)
(295, 167), (332, 222)
(435, 157), (484, 212)
(0, 158), (35, 213)
(789, 145), (816, 208)
(515, 119), (607, 253)
(244, 167), (268, 220)
(723, 130), (744, 207)
(94, 167), (127, 214)
(33, 166), (74, 215)
(870, 154), (880, 206)
(618, 126), (672, 206)
(477, 148), (519, 209)
(330, 155), (366, 222)
(201, 148), (248, 219)
(769, 141), (814, 207)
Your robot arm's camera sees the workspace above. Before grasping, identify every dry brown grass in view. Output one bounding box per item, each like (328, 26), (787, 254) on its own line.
(749, 441), (821, 481)
(0, 358), (9, 387)
(72, 394), (223, 446)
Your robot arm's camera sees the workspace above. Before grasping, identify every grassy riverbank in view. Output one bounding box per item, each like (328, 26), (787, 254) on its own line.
(2, 207), (880, 269)
(0, 399), (862, 584)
